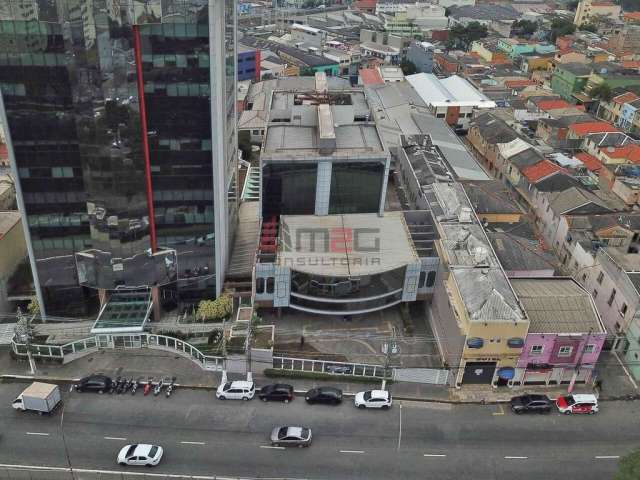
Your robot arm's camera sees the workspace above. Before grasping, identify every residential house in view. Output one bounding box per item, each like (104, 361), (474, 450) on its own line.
(567, 120), (620, 141)
(597, 91), (639, 126)
(586, 62), (640, 94)
(608, 24), (640, 56)
(550, 63), (592, 101)
(553, 49), (589, 66)
(359, 68), (384, 86)
(470, 40), (510, 64)
(461, 180), (524, 224)
(619, 98), (640, 134)
(582, 131), (635, 160)
(609, 165), (640, 205)
(511, 277), (606, 386)
(434, 52), (463, 75)
(535, 114), (593, 146)
(467, 112), (521, 176)
(498, 139), (545, 188)
(360, 41), (401, 64)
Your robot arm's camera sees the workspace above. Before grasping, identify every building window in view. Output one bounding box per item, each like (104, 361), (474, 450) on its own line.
(530, 345), (543, 355)
(426, 271), (436, 288)
(597, 271), (604, 284)
(584, 344), (596, 354)
(621, 303), (628, 316)
(558, 346), (573, 357)
(607, 288), (616, 306)
(593, 289), (598, 298)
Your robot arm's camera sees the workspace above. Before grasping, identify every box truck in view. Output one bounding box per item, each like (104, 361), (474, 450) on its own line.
(12, 382), (62, 414)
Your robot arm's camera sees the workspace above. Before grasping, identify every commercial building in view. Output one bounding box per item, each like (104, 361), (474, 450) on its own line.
(406, 41), (434, 74)
(406, 73), (497, 132)
(0, 0), (238, 320)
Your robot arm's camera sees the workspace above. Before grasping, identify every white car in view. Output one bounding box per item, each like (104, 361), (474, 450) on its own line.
(117, 444), (163, 467)
(216, 380), (255, 400)
(354, 390), (392, 409)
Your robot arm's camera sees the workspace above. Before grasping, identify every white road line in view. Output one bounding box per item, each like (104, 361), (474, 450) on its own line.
(397, 403), (402, 451)
(340, 450), (364, 454)
(104, 437), (127, 441)
(423, 454), (447, 457)
(504, 456), (528, 459)
(595, 456), (620, 459)
(25, 432), (50, 436)
(180, 441), (206, 445)
(260, 445), (285, 450)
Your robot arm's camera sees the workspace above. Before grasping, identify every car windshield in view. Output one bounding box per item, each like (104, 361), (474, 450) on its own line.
(563, 396), (576, 406)
(301, 428), (310, 438)
(363, 391), (372, 400)
(149, 446), (158, 458)
(222, 382), (232, 390)
(126, 445), (137, 457)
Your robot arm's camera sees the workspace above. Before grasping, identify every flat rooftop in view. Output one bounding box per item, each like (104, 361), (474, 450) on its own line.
(277, 211), (419, 277)
(262, 85), (387, 162)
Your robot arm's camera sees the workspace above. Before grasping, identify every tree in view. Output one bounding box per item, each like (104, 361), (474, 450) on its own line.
(446, 22), (488, 50)
(615, 448), (640, 480)
(591, 82), (612, 101)
(197, 294), (233, 322)
(400, 60), (417, 75)
(27, 296), (40, 317)
(580, 23), (598, 33)
(512, 20), (537, 36)
(549, 17), (576, 42)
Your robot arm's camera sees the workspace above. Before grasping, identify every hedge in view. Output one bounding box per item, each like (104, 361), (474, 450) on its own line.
(263, 368), (392, 384)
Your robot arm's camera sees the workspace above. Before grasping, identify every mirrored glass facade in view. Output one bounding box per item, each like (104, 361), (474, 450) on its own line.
(0, 0), (237, 317)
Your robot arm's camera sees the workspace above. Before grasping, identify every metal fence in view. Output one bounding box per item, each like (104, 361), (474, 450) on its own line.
(10, 333), (224, 372)
(273, 356), (389, 378)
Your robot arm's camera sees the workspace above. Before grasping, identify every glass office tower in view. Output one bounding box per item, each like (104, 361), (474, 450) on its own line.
(0, 0), (238, 318)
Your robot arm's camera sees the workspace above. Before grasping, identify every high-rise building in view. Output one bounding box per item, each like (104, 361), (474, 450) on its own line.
(0, 0), (238, 319)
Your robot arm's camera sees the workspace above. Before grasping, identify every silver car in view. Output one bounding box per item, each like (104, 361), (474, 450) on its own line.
(270, 426), (312, 448)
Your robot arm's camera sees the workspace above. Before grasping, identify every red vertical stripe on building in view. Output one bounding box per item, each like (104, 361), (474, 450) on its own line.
(255, 48), (261, 82)
(133, 24), (158, 252)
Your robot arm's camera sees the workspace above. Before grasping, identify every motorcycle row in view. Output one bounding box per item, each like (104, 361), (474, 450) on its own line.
(109, 376), (177, 397)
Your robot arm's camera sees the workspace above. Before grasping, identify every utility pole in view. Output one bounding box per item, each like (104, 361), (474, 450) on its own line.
(568, 327), (593, 394)
(15, 308), (36, 375)
(381, 326), (398, 391)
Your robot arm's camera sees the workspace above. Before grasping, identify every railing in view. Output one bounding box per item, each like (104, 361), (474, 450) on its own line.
(10, 333), (224, 372)
(273, 356), (389, 378)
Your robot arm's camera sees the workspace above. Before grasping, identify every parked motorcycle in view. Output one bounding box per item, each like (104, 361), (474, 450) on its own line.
(143, 377), (154, 396)
(110, 376), (120, 394)
(165, 377), (177, 398)
(116, 377), (127, 394)
(131, 377), (143, 395)
(153, 377), (166, 396)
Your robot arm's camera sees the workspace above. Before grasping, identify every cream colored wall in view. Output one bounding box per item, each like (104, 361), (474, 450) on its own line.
(464, 321), (529, 359)
(0, 217), (26, 280)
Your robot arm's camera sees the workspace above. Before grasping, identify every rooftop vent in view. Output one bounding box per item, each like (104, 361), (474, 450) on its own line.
(315, 71), (328, 95)
(318, 104), (336, 155)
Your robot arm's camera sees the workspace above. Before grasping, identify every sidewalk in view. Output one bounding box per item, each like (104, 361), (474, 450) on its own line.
(1, 348), (637, 403)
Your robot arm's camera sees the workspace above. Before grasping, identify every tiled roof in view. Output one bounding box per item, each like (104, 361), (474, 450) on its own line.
(522, 160), (563, 183)
(602, 144), (640, 164)
(624, 11), (640, 20)
(612, 91), (640, 104)
(622, 61), (640, 70)
(537, 99), (571, 111)
(359, 68), (384, 86)
(575, 152), (603, 172)
(504, 79), (536, 88)
(569, 121), (620, 136)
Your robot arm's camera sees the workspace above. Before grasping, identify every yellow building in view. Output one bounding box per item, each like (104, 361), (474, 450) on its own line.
(574, 0), (621, 27)
(429, 183), (529, 388)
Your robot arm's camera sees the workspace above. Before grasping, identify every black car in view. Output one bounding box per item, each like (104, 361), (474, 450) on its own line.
(75, 374), (112, 394)
(325, 364), (352, 374)
(510, 394), (552, 414)
(305, 387), (343, 405)
(258, 384), (294, 403)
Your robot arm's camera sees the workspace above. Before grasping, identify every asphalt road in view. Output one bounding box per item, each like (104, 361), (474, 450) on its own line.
(0, 382), (637, 480)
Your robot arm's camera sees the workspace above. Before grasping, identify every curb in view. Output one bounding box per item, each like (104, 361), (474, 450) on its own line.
(1, 375), (633, 404)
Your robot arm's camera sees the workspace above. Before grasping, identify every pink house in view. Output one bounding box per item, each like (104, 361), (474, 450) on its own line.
(510, 278), (607, 386)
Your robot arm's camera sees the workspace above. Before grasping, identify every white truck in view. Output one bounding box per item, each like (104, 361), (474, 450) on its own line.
(12, 382), (62, 414)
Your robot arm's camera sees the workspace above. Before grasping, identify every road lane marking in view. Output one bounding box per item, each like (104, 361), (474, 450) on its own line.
(104, 437), (127, 441)
(260, 445), (285, 450)
(595, 456), (620, 459)
(423, 454), (447, 457)
(397, 404), (402, 451)
(340, 450), (364, 454)
(26, 432), (49, 436)
(180, 441), (206, 445)
(492, 404), (505, 416)
(504, 456), (528, 459)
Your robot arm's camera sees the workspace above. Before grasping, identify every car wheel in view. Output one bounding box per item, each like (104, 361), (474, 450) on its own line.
(219, 395), (226, 400)
(284, 398), (290, 404)
(242, 396), (249, 401)
(589, 410), (595, 415)
(146, 464), (152, 468)
(261, 397), (267, 402)
(564, 410), (572, 415)
(382, 405), (389, 410)
(514, 409), (521, 414)
(298, 444), (304, 448)
(119, 462), (126, 466)
(358, 404), (366, 409)
(76, 388), (83, 393)
(98, 390), (104, 394)
(272, 442), (279, 447)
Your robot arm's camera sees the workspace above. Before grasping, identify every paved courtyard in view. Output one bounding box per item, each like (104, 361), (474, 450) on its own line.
(262, 303), (443, 368)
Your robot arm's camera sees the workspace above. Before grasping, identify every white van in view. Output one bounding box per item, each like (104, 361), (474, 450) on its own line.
(555, 394), (599, 415)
